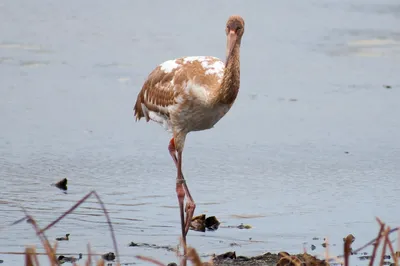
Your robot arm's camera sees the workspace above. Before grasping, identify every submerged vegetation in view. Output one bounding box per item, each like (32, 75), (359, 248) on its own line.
(1, 189), (399, 266)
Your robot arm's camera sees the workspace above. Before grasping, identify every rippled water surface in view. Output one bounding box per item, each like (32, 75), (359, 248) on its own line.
(1, 0), (400, 265)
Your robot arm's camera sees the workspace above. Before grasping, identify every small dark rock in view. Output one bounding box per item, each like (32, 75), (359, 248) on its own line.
(384, 85), (392, 89)
(167, 263), (178, 266)
(278, 251), (290, 258)
(311, 244), (316, 251)
(214, 251), (236, 260)
(312, 237), (319, 240)
(102, 252), (116, 261)
(205, 216), (220, 231)
(237, 223), (252, 229)
(58, 253), (82, 263)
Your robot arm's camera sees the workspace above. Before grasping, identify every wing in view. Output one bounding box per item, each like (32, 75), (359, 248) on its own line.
(134, 56), (225, 126)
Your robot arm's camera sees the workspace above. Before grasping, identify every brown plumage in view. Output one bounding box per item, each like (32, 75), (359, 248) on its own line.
(133, 15), (245, 254)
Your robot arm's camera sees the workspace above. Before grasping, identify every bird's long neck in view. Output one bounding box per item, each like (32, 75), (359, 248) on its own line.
(214, 43), (240, 105)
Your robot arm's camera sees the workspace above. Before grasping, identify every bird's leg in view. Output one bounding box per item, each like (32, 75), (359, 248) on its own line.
(176, 151), (196, 236)
(168, 139), (196, 243)
(169, 138), (187, 254)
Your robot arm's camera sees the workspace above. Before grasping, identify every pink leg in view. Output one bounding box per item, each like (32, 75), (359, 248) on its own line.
(176, 150), (196, 236)
(168, 139), (196, 248)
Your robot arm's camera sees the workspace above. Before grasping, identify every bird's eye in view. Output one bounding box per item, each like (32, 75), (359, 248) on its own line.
(236, 27), (242, 32)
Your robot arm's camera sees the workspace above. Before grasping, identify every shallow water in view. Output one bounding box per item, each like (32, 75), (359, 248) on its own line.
(1, 0), (400, 265)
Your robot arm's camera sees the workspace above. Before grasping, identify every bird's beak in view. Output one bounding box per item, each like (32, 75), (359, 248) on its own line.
(226, 30), (237, 66)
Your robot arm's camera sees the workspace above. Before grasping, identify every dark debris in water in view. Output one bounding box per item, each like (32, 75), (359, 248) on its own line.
(225, 223), (252, 230)
(52, 178), (68, 191)
(57, 253), (82, 264)
(56, 233), (70, 241)
(190, 214), (220, 232)
(102, 252), (116, 261)
(128, 241), (176, 252)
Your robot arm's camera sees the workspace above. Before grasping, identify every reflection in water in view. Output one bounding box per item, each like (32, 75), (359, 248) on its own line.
(1, 0), (400, 265)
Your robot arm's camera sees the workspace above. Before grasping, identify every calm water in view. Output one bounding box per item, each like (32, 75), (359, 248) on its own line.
(1, 0), (400, 265)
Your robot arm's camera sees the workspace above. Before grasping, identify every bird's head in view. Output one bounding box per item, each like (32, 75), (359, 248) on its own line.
(225, 15), (245, 63)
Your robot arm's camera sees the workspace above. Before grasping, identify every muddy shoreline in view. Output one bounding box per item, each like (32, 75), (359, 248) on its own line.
(211, 251), (328, 266)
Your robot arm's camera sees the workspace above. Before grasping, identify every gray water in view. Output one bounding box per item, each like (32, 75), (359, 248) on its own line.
(1, 0), (400, 265)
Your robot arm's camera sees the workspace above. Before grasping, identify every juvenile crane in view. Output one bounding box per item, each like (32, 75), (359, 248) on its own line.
(133, 15), (245, 249)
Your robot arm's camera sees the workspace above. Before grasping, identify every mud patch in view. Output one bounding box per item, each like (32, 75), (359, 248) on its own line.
(211, 251), (328, 266)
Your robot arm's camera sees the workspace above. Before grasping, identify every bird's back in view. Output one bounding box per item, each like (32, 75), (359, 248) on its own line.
(134, 56), (226, 132)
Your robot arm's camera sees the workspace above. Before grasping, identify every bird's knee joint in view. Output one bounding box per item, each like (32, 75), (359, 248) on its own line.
(176, 184), (185, 200)
(187, 202), (196, 212)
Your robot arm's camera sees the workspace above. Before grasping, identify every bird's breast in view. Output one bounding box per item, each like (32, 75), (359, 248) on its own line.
(173, 100), (232, 132)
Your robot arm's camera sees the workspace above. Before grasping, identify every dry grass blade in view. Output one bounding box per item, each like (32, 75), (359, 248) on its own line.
(135, 255), (166, 266)
(187, 246), (211, 266)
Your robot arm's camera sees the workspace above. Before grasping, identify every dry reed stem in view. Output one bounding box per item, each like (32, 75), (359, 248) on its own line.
(368, 222), (384, 266)
(135, 241), (212, 266)
(187, 246), (209, 266)
(7, 190), (120, 266)
(380, 227), (390, 266)
(324, 236), (329, 263)
(25, 246), (36, 266)
(343, 234), (352, 266)
(96, 258), (105, 266)
(351, 224), (398, 255)
(398, 228), (400, 253)
(20, 210), (58, 265)
(386, 228), (399, 266)
(135, 255), (166, 266)
(25, 246), (40, 266)
(86, 243), (92, 266)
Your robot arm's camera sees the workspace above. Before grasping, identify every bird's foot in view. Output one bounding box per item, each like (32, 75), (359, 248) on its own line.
(184, 200), (196, 236)
(176, 179), (187, 254)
